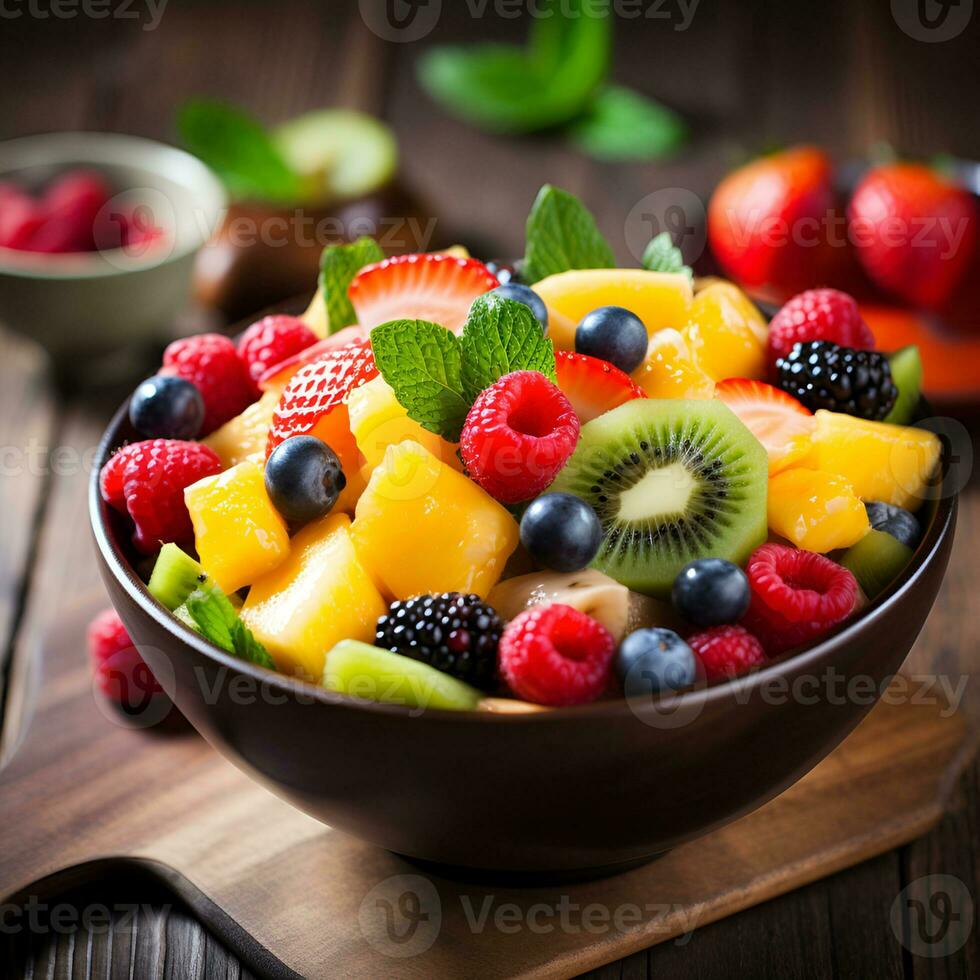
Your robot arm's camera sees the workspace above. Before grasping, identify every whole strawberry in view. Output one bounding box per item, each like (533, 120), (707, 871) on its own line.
(766, 288), (875, 373)
(237, 315), (318, 397)
(848, 163), (977, 309)
(100, 439), (222, 553)
(87, 607), (162, 704)
(708, 146), (840, 299)
(162, 333), (255, 434)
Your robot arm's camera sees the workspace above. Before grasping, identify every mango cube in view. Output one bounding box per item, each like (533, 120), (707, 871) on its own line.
(682, 282), (767, 381)
(185, 460), (289, 594)
(204, 385), (284, 470)
(767, 468), (869, 553)
(351, 440), (519, 600)
(241, 513), (387, 681)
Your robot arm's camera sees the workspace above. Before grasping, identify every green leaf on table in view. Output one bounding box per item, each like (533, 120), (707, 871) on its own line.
(416, 0), (610, 133)
(177, 99), (303, 203)
(319, 237), (385, 333)
(569, 85), (687, 161)
(459, 294), (556, 403)
(371, 319), (470, 442)
(641, 231), (693, 281)
(523, 184), (615, 284)
(184, 587), (276, 671)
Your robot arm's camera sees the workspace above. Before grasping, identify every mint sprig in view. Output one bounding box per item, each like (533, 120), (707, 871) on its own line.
(370, 297), (557, 442)
(177, 99), (303, 204)
(460, 293), (556, 402)
(319, 237), (384, 333)
(370, 319), (470, 442)
(641, 232), (693, 282)
(523, 184), (615, 284)
(184, 587), (276, 671)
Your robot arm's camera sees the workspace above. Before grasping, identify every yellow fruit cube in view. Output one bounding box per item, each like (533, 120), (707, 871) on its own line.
(767, 468), (869, 553)
(241, 513), (386, 681)
(632, 329), (715, 399)
(185, 460), (290, 594)
(802, 411), (941, 510)
(682, 282), (767, 381)
(347, 375), (459, 471)
(533, 269), (694, 351)
(300, 285), (329, 338)
(204, 385), (284, 470)
(351, 440), (519, 600)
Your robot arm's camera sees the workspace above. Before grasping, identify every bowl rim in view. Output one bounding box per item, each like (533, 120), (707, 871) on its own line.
(0, 131), (226, 280)
(89, 396), (958, 726)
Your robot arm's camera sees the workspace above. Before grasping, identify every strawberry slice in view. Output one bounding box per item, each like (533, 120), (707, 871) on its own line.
(348, 253), (499, 334)
(258, 326), (366, 391)
(266, 340), (377, 462)
(554, 350), (647, 423)
(714, 378), (814, 475)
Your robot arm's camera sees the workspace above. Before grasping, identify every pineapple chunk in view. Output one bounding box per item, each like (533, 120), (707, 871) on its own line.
(185, 460), (290, 594)
(241, 513), (386, 681)
(351, 440), (519, 600)
(204, 385), (284, 470)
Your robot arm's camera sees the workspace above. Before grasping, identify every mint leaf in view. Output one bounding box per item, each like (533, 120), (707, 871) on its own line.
(319, 237), (384, 333)
(177, 99), (303, 203)
(641, 232), (693, 282)
(416, 0), (610, 134)
(185, 587), (275, 671)
(570, 86), (687, 162)
(460, 295), (556, 402)
(523, 184), (615, 284)
(371, 320), (470, 442)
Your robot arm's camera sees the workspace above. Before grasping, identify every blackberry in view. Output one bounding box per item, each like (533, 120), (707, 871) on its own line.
(776, 341), (897, 421)
(375, 593), (503, 690)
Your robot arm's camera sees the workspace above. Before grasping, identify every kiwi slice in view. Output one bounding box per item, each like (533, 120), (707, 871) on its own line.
(883, 346), (923, 425)
(323, 641), (480, 712)
(840, 529), (913, 599)
(550, 400), (768, 597)
(147, 544), (207, 611)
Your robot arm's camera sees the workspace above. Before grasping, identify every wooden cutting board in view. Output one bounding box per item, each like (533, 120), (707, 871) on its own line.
(0, 583), (973, 980)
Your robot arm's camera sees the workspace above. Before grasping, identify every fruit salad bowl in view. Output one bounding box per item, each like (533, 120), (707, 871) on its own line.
(89, 185), (957, 877)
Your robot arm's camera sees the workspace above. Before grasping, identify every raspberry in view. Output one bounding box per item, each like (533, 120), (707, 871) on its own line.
(460, 371), (580, 504)
(498, 604), (615, 706)
(266, 340), (377, 458)
(100, 439), (222, 553)
(161, 333), (254, 434)
(87, 607), (163, 704)
(688, 624), (766, 681)
(766, 289), (875, 374)
(237, 315), (318, 397)
(741, 543), (858, 654)
(375, 592), (503, 690)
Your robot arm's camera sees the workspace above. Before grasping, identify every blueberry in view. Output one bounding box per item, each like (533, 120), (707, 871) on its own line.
(491, 283), (548, 333)
(671, 558), (750, 627)
(575, 306), (648, 373)
(865, 501), (921, 549)
(265, 435), (347, 527)
(616, 628), (696, 697)
(520, 493), (602, 572)
(129, 375), (204, 440)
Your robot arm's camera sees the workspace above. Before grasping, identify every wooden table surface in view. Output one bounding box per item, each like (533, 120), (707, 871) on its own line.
(1, 2), (979, 977)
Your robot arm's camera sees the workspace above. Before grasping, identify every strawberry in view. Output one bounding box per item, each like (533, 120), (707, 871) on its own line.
(714, 378), (814, 474)
(258, 326), (366, 391)
(708, 146), (840, 300)
(348, 253), (499, 334)
(266, 340), (377, 459)
(848, 163), (977, 309)
(553, 350), (647, 423)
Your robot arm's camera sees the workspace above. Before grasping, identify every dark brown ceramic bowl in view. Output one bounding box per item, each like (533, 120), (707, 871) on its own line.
(90, 404), (957, 878)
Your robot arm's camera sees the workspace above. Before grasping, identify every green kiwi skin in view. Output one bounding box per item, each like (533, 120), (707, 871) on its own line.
(550, 399), (768, 597)
(884, 345), (923, 426)
(147, 543), (207, 611)
(840, 529), (913, 599)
